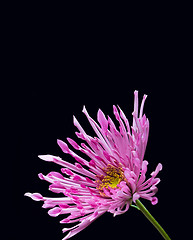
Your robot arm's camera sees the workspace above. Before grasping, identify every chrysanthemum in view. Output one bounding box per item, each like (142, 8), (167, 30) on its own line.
(25, 90), (162, 240)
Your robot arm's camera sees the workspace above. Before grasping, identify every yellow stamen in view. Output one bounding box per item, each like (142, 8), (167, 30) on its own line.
(97, 165), (124, 195)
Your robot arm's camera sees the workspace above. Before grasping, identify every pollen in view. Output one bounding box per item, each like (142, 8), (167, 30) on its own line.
(97, 165), (124, 195)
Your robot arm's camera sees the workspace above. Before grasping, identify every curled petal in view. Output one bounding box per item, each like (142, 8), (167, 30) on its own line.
(151, 197), (158, 205)
(151, 163), (163, 177)
(24, 192), (43, 201)
(133, 193), (140, 202)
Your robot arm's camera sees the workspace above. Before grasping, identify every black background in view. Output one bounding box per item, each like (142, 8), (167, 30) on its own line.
(7, 4), (192, 240)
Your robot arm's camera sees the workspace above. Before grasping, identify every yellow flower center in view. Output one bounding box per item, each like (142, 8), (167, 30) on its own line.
(97, 165), (124, 196)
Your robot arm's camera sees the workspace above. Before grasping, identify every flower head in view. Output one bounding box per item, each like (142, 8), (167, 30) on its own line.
(25, 90), (162, 240)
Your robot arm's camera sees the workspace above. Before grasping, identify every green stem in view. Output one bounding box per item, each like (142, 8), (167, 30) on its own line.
(135, 200), (171, 240)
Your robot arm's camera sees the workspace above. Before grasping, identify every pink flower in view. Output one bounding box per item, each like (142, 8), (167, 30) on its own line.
(25, 90), (162, 240)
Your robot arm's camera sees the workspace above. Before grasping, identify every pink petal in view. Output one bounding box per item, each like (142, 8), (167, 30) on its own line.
(67, 138), (80, 150)
(48, 207), (62, 217)
(139, 94), (148, 118)
(73, 175), (82, 181)
(133, 90), (139, 118)
(132, 193), (140, 202)
(89, 160), (96, 167)
(57, 139), (70, 153)
(24, 192), (43, 201)
(151, 197), (158, 205)
(48, 171), (65, 180)
(75, 163), (83, 169)
(38, 154), (57, 162)
(151, 163), (163, 177)
(97, 109), (108, 132)
(61, 168), (74, 176)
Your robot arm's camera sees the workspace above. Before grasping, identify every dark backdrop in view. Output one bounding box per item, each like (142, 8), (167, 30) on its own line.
(9, 7), (191, 240)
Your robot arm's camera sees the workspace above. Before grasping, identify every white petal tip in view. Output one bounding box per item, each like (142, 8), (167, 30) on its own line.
(158, 163), (163, 171)
(24, 192), (31, 197)
(24, 192), (43, 201)
(82, 105), (86, 113)
(38, 154), (54, 162)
